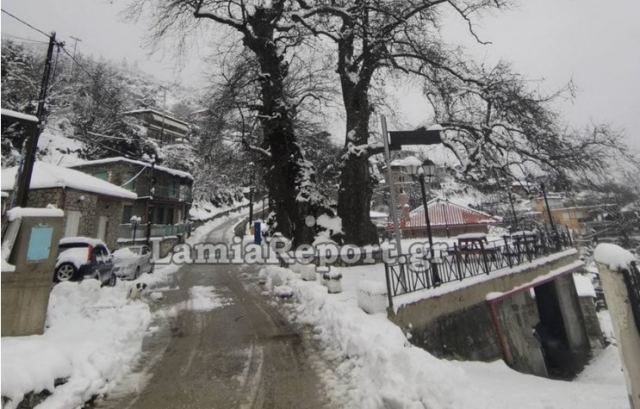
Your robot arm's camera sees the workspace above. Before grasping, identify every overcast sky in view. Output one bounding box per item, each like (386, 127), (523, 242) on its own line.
(2, 0), (639, 150)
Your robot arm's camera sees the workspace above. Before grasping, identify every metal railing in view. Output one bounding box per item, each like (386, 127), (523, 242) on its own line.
(384, 226), (574, 305)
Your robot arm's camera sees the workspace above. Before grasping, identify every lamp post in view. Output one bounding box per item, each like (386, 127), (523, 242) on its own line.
(130, 215), (141, 243)
(407, 159), (442, 287)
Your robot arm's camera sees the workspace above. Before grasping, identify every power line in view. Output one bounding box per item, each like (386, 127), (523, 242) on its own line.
(1, 9), (52, 39)
(1, 32), (49, 44)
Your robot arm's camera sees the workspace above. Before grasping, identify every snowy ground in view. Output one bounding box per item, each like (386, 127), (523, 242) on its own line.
(259, 264), (628, 409)
(0, 214), (243, 409)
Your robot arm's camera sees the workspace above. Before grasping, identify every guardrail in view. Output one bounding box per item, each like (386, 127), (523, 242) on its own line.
(384, 227), (574, 306)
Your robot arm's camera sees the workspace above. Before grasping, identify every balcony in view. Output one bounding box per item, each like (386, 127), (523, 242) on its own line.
(117, 222), (191, 241)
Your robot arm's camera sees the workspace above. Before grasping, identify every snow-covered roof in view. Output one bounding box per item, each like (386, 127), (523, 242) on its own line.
(69, 157), (193, 181)
(1, 162), (137, 200)
(5, 207), (64, 221)
(1, 108), (38, 123)
(408, 198), (497, 227)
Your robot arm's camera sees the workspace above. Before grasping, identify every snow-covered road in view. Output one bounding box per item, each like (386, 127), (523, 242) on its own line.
(96, 215), (332, 409)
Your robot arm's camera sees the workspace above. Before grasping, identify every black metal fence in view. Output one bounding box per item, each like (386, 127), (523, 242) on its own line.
(384, 226), (574, 306)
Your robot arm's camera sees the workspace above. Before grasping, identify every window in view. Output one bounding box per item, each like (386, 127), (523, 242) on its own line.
(122, 206), (133, 224)
(93, 171), (109, 181)
(122, 172), (137, 192)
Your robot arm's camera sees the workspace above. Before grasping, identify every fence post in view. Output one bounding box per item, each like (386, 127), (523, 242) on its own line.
(384, 263), (394, 312)
(595, 244), (640, 409)
(503, 236), (513, 269)
(479, 240), (490, 275)
(454, 243), (463, 281)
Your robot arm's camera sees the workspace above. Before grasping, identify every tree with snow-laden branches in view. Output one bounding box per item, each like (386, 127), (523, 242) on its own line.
(132, 0), (334, 244)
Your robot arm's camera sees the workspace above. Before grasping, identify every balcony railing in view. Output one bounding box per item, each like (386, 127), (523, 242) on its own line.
(118, 222), (192, 240)
(384, 227), (574, 307)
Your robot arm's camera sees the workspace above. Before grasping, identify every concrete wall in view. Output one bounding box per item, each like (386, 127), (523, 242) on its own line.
(391, 252), (579, 331)
(2, 215), (64, 336)
(498, 290), (548, 377)
(391, 252), (602, 378)
(596, 261), (640, 409)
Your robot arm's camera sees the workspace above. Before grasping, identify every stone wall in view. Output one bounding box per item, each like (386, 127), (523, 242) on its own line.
(18, 188), (130, 250)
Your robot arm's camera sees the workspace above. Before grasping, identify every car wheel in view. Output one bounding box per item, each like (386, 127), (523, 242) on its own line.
(54, 263), (76, 282)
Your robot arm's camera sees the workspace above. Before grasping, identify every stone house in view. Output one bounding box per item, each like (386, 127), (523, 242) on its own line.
(68, 157), (193, 253)
(1, 162), (136, 250)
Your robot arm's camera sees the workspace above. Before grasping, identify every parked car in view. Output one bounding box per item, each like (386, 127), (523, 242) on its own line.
(112, 245), (154, 280)
(54, 237), (116, 286)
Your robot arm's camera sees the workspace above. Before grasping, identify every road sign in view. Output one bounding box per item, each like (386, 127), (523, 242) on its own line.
(389, 127), (441, 150)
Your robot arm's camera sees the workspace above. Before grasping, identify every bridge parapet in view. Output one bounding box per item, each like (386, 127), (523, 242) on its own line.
(384, 228), (574, 310)
(388, 247), (600, 378)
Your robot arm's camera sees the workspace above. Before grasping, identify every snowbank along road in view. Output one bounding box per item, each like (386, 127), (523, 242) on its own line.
(97, 215), (333, 409)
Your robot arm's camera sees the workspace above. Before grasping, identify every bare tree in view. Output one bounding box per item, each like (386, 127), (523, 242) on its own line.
(295, 0), (509, 245)
(133, 0), (332, 244)
(423, 61), (634, 184)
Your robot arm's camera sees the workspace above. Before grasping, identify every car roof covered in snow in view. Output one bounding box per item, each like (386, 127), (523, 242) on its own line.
(68, 156), (193, 181)
(1, 162), (137, 200)
(59, 236), (107, 247)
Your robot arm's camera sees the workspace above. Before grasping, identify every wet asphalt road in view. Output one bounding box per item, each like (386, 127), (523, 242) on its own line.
(98, 216), (331, 409)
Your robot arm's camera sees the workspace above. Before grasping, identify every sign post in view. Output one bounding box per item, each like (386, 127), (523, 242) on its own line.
(380, 115), (403, 257)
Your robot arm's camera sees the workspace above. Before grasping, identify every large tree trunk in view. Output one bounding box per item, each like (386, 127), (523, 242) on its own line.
(245, 10), (323, 245)
(337, 79), (379, 246)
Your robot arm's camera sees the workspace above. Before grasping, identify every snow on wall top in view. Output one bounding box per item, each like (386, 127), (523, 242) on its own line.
(1, 108), (39, 123)
(594, 243), (636, 271)
(5, 207), (64, 221)
(573, 273), (596, 298)
(1, 162), (137, 200)
(59, 236), (107, 247)
(69, 157), (193, 181)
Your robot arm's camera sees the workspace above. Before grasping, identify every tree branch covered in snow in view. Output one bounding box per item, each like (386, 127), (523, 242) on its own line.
(423, 61), (638, 184)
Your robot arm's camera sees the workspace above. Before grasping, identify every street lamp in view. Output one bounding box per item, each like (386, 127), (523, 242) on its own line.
(405, 158), (442, 287)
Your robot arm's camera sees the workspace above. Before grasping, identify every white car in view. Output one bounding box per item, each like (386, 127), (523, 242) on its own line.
(112, 245), (154, 280)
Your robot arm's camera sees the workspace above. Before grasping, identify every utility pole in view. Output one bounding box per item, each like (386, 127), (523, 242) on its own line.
(12, 32), (58, 208)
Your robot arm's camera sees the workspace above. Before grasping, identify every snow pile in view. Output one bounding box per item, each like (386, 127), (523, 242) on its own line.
(259, 265), (485, 408)
(357, 280), (388, 314)
(187, 286), (231, 311)
(594, 243), (636, 271)
(1, 280), (151, 409)
(260, 264), (628, 409)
